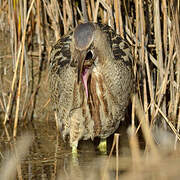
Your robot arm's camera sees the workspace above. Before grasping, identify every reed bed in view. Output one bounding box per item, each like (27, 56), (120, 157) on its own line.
(0, 0), (180, 179)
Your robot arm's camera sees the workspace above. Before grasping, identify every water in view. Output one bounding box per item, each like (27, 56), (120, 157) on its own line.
(0, 120), (130, 179)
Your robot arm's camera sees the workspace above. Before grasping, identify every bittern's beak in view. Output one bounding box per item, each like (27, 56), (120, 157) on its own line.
(77, 50), (94, 98)
(77, 51), (86, 84)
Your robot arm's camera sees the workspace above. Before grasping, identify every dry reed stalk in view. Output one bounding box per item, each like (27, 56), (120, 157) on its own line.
(90, 0), (95, 21)
(114, 0), (120, 34)
(127, 126), (142, 177)
(115, 134), (119, 180)
(145, 46), (155, 118)
(63, 0), (67, 34)
(139, 0), (150, 128)
(27, 0), (45, 122)
(94, 0), (99, 22)
(173, 3), (180, 121)
(86, 0), (92, 21)
(152, 26), (175, 123)
(20, 0), (30, 119)
(4, 40), (22, 125)
(13, 38), (24, 137)
(118, 0), (124, 37)
(43, 0), (61, 41)
(13, 0), (36, 136)
(0, 97), (5, 112)
(131, 94), (135, 131)
(36, 0), (42, 56)
(3, 0), (16, 123)
(81, 0), (88, 22)
(43, 5), (51, 60)
(102, 133), (119, 180)
(11, 0), (18, 69)
(175, 108), (180, 149)
(1, 1), (180, 179)
(103, 0), (113, 27)
(134, 94), (159, 158)
(162, 0), (168, 63)
(65, 0), (73, 28)
(153, 0), (167, 130)
(100, 0), (114, 27)
(134, 0), (139, 60)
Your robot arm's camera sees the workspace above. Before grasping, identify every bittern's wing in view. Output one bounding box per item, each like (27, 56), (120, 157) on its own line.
(49, 32), (75, 137)
(96, 23), (134, 121)
(97, 23), (133, 68)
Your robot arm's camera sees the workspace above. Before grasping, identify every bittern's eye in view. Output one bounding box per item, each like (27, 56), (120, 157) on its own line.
(85, 51), (93, 60)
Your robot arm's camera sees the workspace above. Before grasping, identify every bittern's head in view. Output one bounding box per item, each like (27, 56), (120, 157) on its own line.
(74, 22), (95, 50)
(72, 22), (98, 98)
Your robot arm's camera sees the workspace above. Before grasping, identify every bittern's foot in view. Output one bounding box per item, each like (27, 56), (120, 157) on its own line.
(71, 145), (79, 164)
(72, 146), (78, 154)
(97, 139), (107, 154)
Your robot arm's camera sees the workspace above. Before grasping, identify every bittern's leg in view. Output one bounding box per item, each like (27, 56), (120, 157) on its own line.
(71, 142), (79, 164)
(71, 140), (78, 154)
(72, 145), (78, 154)
(97, 139), (107, 154)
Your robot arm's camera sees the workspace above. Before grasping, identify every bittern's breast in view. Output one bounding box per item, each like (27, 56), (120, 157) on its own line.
(71, 66), (120, 141)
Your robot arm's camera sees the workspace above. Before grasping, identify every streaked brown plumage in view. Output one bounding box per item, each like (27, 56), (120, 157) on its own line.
(49, 22), (133, 151)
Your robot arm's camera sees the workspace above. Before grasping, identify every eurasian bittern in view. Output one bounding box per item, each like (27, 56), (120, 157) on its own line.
(49, 22), (133, 153)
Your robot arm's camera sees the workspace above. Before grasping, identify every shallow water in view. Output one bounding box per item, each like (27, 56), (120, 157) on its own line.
(0, 120), (130, 179)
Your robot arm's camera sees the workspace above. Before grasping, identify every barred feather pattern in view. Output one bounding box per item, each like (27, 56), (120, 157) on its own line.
(49, 23), (133, 148)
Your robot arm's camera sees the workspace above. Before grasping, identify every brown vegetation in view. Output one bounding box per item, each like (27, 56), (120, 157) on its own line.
(0, 0), (180, 179)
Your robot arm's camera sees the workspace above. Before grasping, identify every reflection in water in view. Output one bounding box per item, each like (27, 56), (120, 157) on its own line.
(1, 121), (180, 180)
(0, 121), (127, 179)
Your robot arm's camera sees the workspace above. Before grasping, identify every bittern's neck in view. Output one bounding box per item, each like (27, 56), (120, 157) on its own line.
(93, 30), (113, 62)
